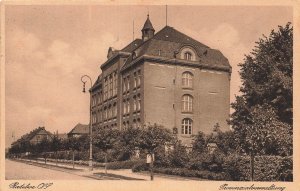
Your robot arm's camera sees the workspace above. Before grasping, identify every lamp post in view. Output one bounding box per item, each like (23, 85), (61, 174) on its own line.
(81, 75), (93, 171)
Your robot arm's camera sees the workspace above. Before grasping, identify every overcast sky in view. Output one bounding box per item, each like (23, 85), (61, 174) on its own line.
(5, 5), (292, 147)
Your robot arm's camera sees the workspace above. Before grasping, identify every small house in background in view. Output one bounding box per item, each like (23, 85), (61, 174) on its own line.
(67, 123), (89, 138)
(11, 126), (53, 146)
(28, 126), (53, 144)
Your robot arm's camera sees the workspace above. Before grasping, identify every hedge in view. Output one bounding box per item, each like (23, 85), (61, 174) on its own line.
(106, 159), (144, 169)
(223, 154), (293, 181)
(154, 168), (229, 180)
(132, 164), (229, 180)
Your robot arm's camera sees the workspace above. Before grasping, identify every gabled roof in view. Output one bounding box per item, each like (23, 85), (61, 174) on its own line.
(122, 39), (143, 52)
(12, 127), (53, 145)
(121, 26), (230, 72)
(68, 123), (89, 135)
(153, 26), (208, 48)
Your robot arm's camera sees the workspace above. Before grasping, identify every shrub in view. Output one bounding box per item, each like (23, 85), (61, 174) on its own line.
(188, 150), (225, 172)
(74, 151), (89, 161)
(223, 154), (293, 181)
(254, 156), (293, 181)
(106, 159), (144, 170)
(152, 168), (228, 180)
(276, 156), (293, 181)
(223, 153), (251, 181)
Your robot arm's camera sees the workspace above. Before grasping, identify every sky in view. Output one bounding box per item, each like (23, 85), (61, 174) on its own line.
(4, 5), (292, 147)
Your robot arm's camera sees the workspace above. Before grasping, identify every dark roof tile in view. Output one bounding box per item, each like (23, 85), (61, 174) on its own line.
(68, 123), (89, 135)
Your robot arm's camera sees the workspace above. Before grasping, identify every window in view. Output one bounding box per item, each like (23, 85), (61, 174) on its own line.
(108, 105), (112, 119)
(99, 91), (102, 103)
(113, 103), (117, 117)
(104, 77), (108, 100)
(137, 70), (141, 87)
(109, 75), (113, 98)
(133, 72), (137, 88)
(102, 108), (106, 120)
(105, 107), (108, 120)
(182, 94), (193, 112)
(127, 99), (130, 113)
(137, 94), (141, 111)
(184, 52), (192, 60)
(123, 100), (126, 114)
(133, 96), (137, 111)
(182, 72), (193, 88)
(123, 77), (127, 93)
(113, 72), (117, 96)
(181, 118), (192, 135)
(127, 76), (130, 91)
(99, 110), (102, 122)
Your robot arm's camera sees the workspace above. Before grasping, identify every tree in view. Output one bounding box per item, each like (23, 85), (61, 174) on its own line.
(230, 23), (293, 181)
(116, 126), (142, 161)
(36, 138), (51, 164)
(192, 131), (207, 153)
(50, 135), (62, 166)
(65, 137), (81, 168)
(138, 123), (173, 180)
(93, 127), (120, 173)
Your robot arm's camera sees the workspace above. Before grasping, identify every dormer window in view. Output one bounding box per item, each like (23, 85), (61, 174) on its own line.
(180, 46), (196, 61)
(184, 52), (192, 60)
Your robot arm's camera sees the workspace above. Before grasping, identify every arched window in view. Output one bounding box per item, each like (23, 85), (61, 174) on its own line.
(133, 96), (137, 111)
(108, 105), (112, 119)
(123, 100), (126, 114)
(181, 118), (192, 135)
(113, 103), (117, 117)
(182, 94), (193, 112)
(104, 107), (107, 120)
(184, 52), (192, 60)
(182, 72), (193, 88)
(137, 94), (141, 111)
(127, 99), (130, 113)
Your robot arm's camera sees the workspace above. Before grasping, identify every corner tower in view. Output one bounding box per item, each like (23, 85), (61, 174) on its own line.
(141, 14), (155, 41)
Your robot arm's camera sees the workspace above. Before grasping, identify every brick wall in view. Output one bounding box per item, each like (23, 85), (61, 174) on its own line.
(143, 61), (230, 144)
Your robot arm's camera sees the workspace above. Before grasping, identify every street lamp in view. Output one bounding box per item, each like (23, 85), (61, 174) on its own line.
(81, 75), (93, 171)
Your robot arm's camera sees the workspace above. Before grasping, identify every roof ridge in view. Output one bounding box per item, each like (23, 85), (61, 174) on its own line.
(154, 26), (209, 48)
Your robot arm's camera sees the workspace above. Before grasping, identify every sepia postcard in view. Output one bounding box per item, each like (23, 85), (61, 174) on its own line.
(0, 1), (299, 191)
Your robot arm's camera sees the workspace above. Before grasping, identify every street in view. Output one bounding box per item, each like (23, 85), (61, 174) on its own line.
(5, 159), (92, 180)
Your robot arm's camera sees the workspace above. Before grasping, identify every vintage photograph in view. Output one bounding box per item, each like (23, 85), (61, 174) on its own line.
(1, 3), (295, 187)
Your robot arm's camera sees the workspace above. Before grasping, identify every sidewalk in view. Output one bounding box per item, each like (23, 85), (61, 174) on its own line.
(13, 158), (201, 181)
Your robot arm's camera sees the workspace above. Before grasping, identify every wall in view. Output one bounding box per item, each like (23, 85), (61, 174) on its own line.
(143, 61), (230, 144)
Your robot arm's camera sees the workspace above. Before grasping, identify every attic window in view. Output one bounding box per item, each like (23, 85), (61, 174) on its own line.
(180, 47), (196, 61)
(184, 52), (192, 61)
(165, 35), (169, 38)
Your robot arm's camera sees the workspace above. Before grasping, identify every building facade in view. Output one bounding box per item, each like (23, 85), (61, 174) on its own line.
(90, 15), (231, 144)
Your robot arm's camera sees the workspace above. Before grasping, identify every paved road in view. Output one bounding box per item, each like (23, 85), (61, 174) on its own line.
(5, 159), (92, 180)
